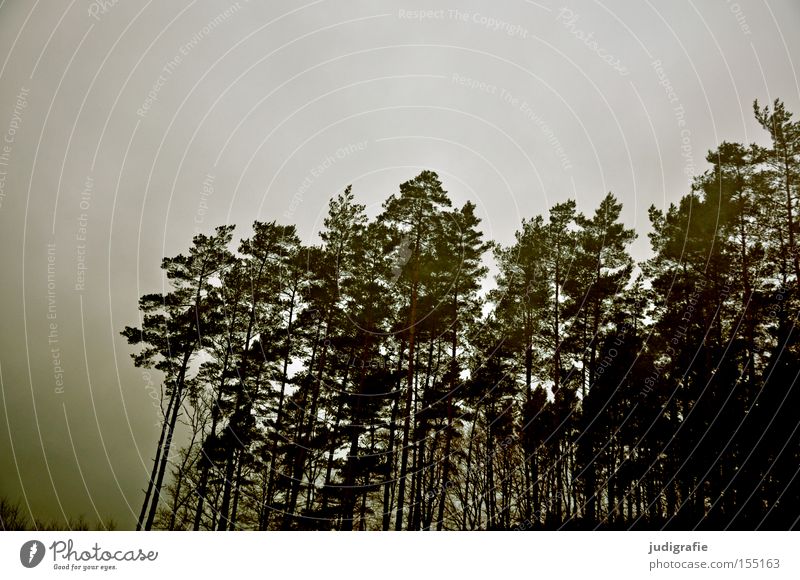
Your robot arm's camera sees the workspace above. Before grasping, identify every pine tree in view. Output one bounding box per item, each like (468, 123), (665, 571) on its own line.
(379, 171), (452, 530)
(122, 225), (235, 531)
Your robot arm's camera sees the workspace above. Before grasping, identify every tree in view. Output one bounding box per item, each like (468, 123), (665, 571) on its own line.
(122, 225), (234, 531)
(378, 170), (452, 530)
(122, 111), (800, 530)
(754, 99), (800, 288)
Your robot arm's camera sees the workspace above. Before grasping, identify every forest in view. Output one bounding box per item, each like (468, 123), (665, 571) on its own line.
(122, 99), (800, 531)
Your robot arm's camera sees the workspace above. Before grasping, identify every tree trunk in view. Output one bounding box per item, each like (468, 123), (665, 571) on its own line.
(319, 348), (354, 524)
(461, 410), (479, 530)
(284, 319), (325, 526)
(193, 345), (231, 530)
(145, 349), (192, 530)
(229, 451), (245, 530)
(137, 386), (175, 530)
(395, 237), (420, 530)
(263, 286), (297, 527)
(382, 342), (404, 530)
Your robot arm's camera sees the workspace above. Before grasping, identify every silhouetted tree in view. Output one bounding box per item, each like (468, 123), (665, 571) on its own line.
(123, 106), (800, 530)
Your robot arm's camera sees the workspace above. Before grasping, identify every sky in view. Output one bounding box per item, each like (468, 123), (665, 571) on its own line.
(0, 0), (798, 529)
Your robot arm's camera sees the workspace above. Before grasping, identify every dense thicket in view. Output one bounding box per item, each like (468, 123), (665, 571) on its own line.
(123, 100), (800, 530)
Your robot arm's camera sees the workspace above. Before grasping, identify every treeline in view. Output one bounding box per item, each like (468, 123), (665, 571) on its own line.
(0, 497), (117, 531)
(124, 99), (800, 530)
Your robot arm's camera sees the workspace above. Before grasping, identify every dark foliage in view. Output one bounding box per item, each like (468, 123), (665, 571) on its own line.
(124, 100), (800, 530)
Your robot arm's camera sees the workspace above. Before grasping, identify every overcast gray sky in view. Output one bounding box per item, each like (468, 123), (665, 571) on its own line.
(0, 0), (798, 529)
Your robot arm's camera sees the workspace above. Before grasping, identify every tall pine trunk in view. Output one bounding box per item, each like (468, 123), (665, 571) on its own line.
(395, 236), (420, 530)
(144, 347), (192, 530)
(137, 387), (175, 531)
